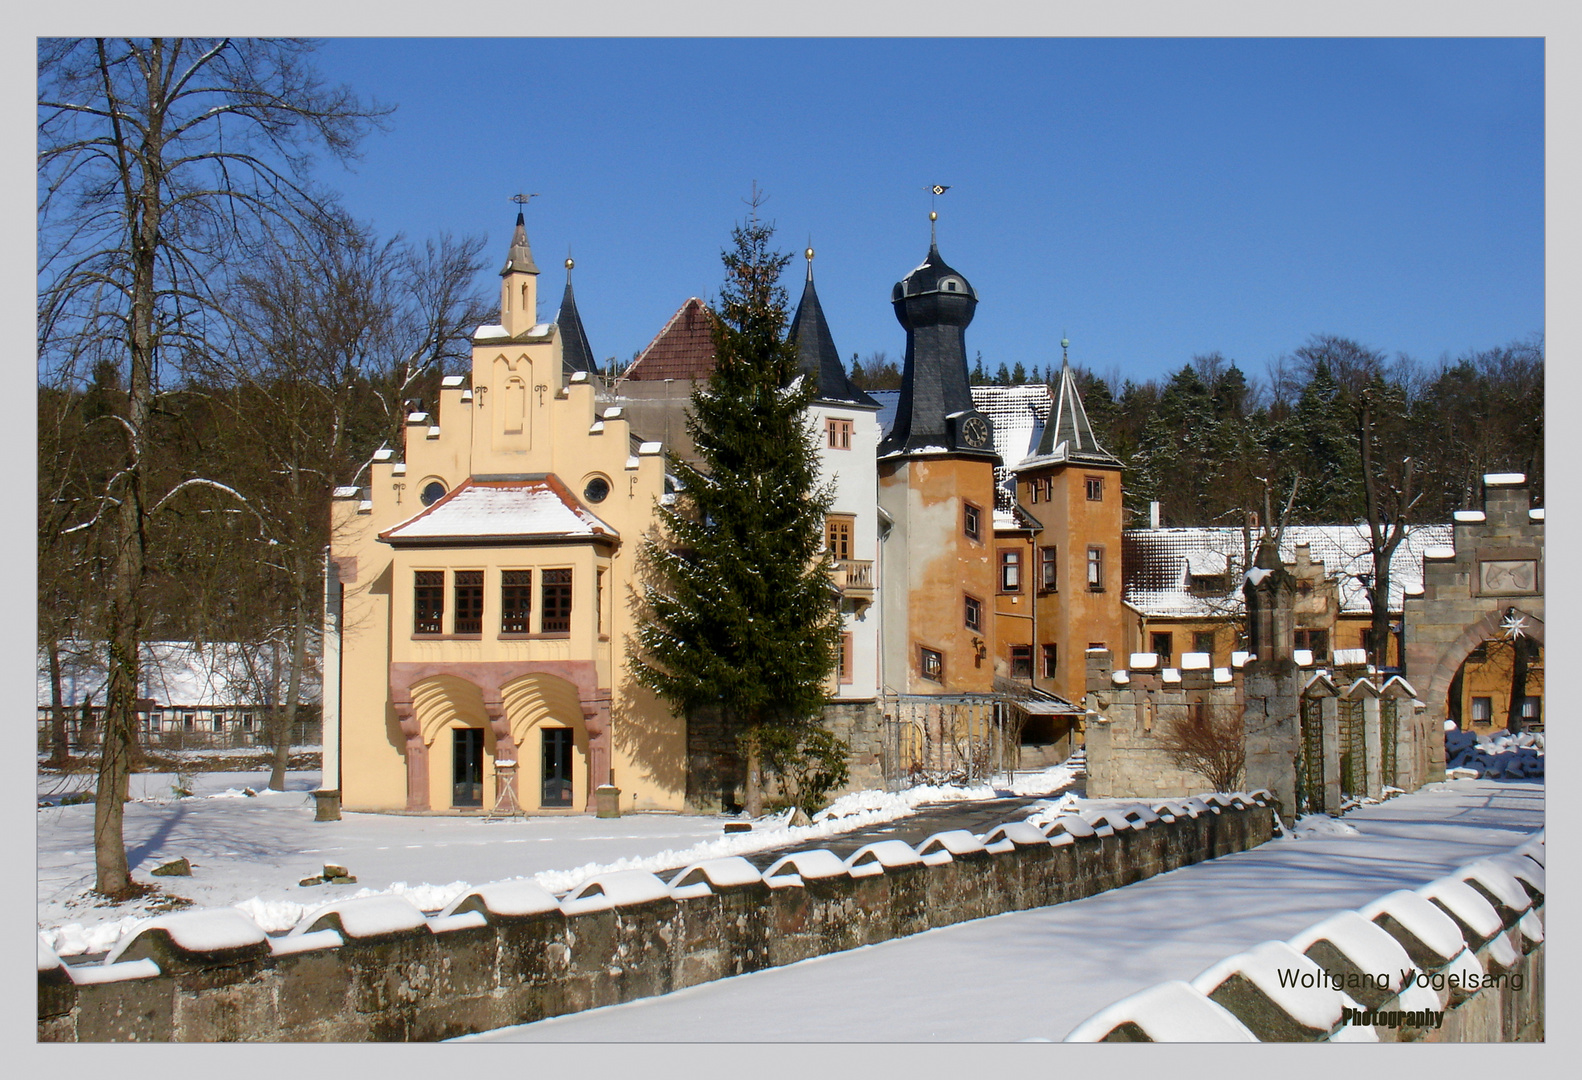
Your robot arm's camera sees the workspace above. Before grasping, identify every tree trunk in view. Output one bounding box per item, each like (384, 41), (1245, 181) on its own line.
(1506, 637), (1529, 734)
(269, 565), (311, 791)
(743, 730), (763, 817)
(1370, 548), (1394, 668)
(46, 638), (71, 767)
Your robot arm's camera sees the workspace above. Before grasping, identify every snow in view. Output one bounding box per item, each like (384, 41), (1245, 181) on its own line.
(302, 894), (430, 939)
(1179, 651), (1211, 670)
(441, 879), (561, 918)
(560, 870), (672, 915)
(465, 779), (1538, 1042)
(1482, 472), (1525, 485)
(843, 840), (922, 875)
(106, 908), (268, 962)
(668, 856), (764, 892)
(1454, 859), (1532, 916)
(1190, 939), (1359, 1032)
(1064, 980), (1259, 1042)
(1287, 910), (1416, 994)
(1453, 510), (1486, 522)
(1424, 545), (1458, 560)
(67, 958), (163, 985)
(1128, 652), (1159, 668)
(1358, 890), (1467, 964)
(382, 480), (614, 541)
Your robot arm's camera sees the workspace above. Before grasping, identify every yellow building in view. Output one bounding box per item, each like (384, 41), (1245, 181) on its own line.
(326, 212), (682, 814)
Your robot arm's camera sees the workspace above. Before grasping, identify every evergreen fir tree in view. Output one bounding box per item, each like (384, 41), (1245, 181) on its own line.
(633, 207), (841, 816)
(1011, 360), (1028, 384)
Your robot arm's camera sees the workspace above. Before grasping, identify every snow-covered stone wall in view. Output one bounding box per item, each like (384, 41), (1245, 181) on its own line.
(1067, 830), (1545, 1043)
(38, 795), (1276, 1042)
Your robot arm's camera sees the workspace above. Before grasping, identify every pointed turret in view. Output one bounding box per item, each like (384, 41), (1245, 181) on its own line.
(787, 247), (880, 410)
(498, 208), (541, 338)
(555, 256), (597, 375)
(1026, 349), (1121, 467)
(501, 210), (539, 275)
(879, 222), (996, 459)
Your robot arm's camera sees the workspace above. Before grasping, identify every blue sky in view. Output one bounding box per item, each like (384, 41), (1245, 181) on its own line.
(312, 37), (1543, 387)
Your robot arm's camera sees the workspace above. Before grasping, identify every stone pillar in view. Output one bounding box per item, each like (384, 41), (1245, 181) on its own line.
(392, 701), (430, 811)
(1320, 695), (1342, 815)
(581, 690), (613, 812)
(482, 697), (517, 808)
(1244, 538), (1297, 665)
(1242, 660), (1300, 825)
(1361, 693), (1383, 800)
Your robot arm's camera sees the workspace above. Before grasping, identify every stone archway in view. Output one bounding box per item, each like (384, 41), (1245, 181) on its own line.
(389, 659), (607, 812)
(1401, 474), (1543, 784)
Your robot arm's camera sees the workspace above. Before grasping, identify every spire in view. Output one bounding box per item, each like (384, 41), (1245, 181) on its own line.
(1031, 352), (1121, 466)
(501, 207), (539, 276)
(787, 246), (880, 410)
(880, 237), (993, 459)
(555, 255), (596, 375)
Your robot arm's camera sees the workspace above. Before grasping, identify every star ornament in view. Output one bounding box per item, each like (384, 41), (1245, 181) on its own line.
(1500, 611), (1528, 639)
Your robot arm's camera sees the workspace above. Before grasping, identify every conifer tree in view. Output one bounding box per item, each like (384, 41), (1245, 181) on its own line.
(633, 204), (842, 816)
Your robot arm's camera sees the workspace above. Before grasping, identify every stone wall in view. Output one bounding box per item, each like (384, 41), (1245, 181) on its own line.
(1068, 830), (1546, 1043)
(685, 700), (886, 813)
(1404, 474), (1544, 787)
(39, 797), (1275, 1042)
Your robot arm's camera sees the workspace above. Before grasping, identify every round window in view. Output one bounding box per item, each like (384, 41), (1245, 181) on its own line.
(583, 476), (610, 503)
(419, 481), (446, 507)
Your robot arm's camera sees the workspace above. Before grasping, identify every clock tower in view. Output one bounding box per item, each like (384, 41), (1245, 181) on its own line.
(878, 218), (1002, 695)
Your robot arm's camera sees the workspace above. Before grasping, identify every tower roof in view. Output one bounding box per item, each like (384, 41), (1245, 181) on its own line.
(879, 236), (993, 460)
(621, 297), (718, 382)
(1020, 358), (1122, 468)
(787, 253), (881, 410)
(555, 258), (597, 375)
(500, 210), (539, 276)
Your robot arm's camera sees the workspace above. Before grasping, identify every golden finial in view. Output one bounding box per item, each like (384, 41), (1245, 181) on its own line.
(565, 257), (575, 270)
(929, 210), (938, 222)
(805, 246), (815, 261)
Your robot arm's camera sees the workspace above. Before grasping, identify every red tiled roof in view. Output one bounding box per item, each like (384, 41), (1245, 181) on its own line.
(622, 297), (717, 381)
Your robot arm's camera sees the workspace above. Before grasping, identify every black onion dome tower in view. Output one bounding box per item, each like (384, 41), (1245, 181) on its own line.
(879, 221), (996, 459)
(555, 255), (598, 376)
(787, 246), (882, 409)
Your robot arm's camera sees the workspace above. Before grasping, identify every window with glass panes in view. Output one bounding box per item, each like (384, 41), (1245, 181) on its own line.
(1040, 546), (1057, 591)
(454, 571), (484, 634)
(541, 569), (573, 633)
(414, 571), (444, 634)
(1010, 645), (1032, 679)
(501, 570), (532, 633)
(999, 549), (1021, 592)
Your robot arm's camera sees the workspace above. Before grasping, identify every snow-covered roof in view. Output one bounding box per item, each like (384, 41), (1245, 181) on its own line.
(1122, 524), (1454, 618)
(380, 477), (616, 545)
(36, 641), (320, 709)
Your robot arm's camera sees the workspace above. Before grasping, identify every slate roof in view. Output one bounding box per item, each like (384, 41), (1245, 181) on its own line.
(621, 298), (717, 381)
(555, 267), (597, 375)
(379, 477), (616, 545)
(788, 263), (881, 410)
(879, 241), (991, 460)
(500, 211), (539, 276)
(1122, 524), (1455, 618)
(1019, 359), (1122, 468)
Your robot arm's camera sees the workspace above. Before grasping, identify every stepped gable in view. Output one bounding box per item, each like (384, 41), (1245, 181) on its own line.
(622, 297), (717, 381)
(787, 251), (881, 409)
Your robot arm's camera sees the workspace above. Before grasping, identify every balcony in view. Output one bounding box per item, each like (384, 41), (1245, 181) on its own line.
(834, 559), (874, 603)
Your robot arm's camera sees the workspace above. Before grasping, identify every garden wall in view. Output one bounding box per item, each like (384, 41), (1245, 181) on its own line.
(39, 794), (1274, 1042)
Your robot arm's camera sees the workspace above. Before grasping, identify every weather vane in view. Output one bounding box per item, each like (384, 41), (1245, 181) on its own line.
(925, 184), (950, 242)
(511, 193), (540, 208)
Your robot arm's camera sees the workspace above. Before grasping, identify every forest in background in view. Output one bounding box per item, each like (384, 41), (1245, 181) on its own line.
(853, 335), (1544, 528)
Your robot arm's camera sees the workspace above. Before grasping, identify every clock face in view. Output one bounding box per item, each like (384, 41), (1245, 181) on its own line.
(961, 415), (990, 448)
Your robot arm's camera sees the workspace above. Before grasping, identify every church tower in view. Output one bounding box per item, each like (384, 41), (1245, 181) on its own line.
(879, 217), (1001, 695)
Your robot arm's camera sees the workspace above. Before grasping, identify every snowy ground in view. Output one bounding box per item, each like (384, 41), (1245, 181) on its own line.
(461, 778), (1543, 1043)
(36, 764), (1078, 956)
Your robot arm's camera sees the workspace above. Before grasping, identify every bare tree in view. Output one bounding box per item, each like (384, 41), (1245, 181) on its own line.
(37, 38), (386, 897)
(198, 215), (488, 789)
(1160, 700), (1246, 793)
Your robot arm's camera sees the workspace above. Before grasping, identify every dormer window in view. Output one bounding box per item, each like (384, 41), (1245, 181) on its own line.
(940, 276), (964, 293)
